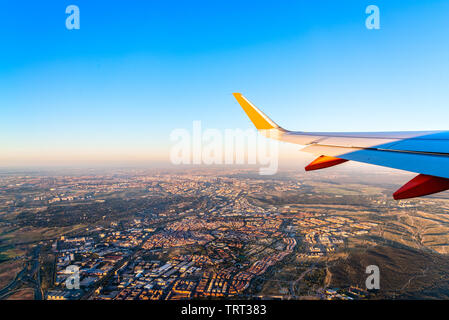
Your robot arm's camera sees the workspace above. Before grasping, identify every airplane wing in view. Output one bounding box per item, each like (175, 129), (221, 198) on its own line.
(233, 93), (449, 200)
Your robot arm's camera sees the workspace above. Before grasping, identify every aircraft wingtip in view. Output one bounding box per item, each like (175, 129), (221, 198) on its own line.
(232, 93), (280, 130)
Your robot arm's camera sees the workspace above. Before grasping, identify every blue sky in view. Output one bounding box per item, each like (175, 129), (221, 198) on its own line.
(1, 0), (448, 165)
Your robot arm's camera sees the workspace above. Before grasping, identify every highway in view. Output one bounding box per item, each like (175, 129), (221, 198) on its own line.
(0, 245), (42, 300)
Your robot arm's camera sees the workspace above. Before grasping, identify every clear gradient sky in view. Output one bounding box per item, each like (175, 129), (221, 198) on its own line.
(1, 0), (448, 166)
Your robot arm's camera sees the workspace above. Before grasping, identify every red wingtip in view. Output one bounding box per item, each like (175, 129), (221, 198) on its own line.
(393, 174), (449, 200)
(305, 155), (348, 171)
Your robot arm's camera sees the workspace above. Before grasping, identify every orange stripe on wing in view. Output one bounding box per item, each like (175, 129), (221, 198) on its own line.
(305, 155), (348, 171)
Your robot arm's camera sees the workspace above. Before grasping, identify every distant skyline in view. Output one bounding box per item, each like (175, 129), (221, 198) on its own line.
(1, 0), (449, 166)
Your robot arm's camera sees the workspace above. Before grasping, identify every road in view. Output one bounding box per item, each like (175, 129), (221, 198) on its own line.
(0, 245), (42, 300)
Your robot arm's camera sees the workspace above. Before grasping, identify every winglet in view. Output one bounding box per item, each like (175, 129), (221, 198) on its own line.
(233, 93), (280, 130)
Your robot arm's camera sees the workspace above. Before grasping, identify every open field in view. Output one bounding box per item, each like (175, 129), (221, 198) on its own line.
(6, 288), (34, 300)
(0, 260), (24, 289)
(328, 245), (449, 299)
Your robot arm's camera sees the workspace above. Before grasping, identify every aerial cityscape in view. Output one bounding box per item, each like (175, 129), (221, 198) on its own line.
(2, 166), (449, 300)
(1, 1), (449, 310)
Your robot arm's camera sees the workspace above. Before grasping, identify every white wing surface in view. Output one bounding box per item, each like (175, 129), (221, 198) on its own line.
(233, 93), (449, 200)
